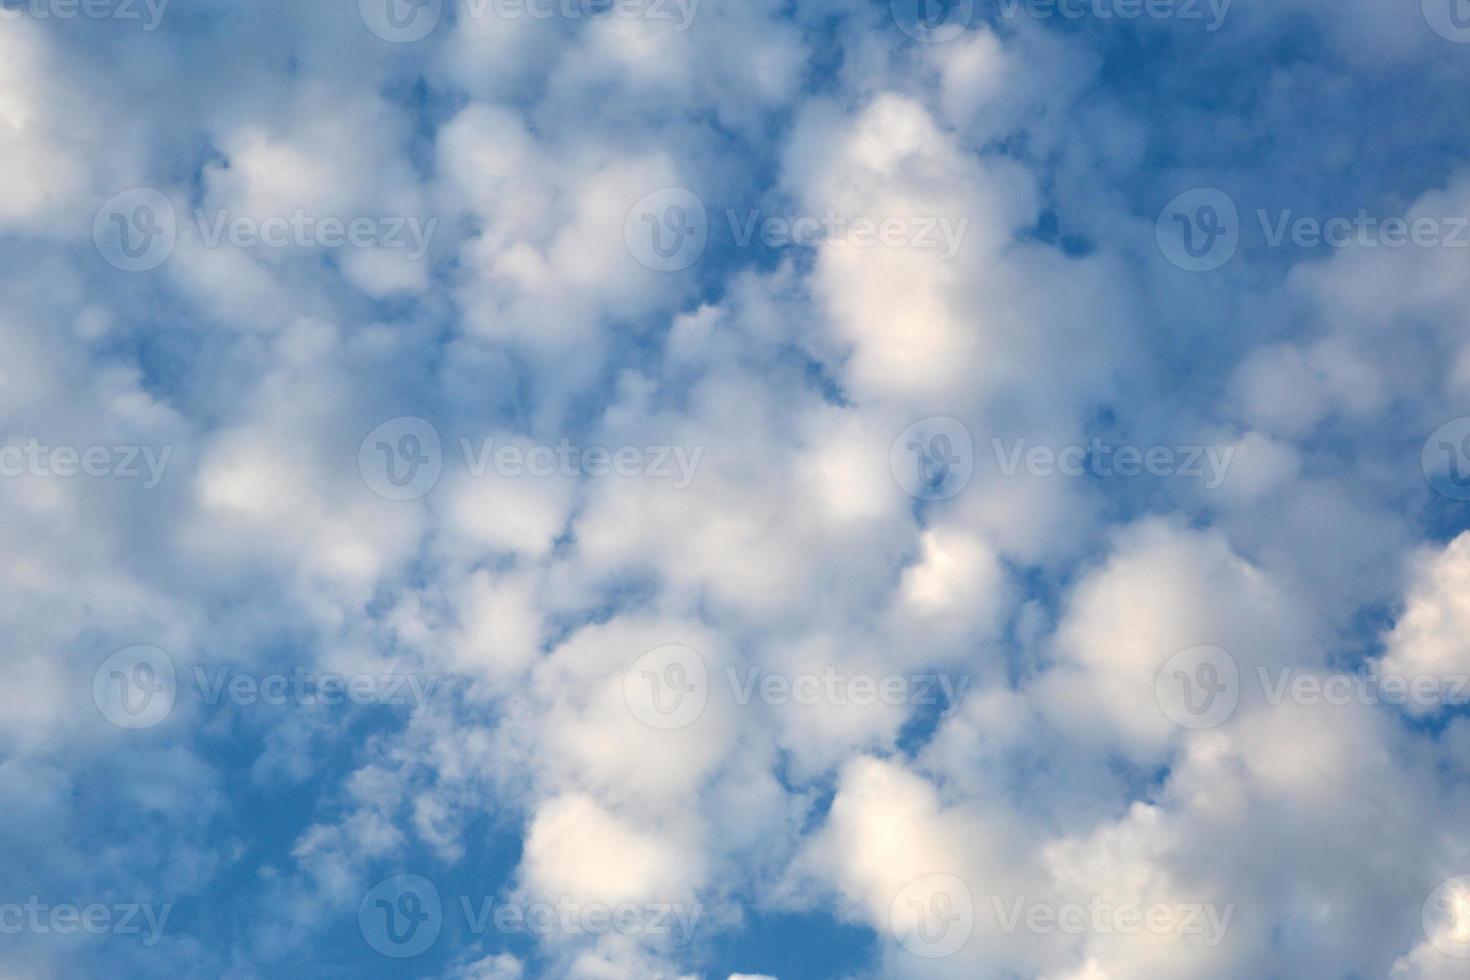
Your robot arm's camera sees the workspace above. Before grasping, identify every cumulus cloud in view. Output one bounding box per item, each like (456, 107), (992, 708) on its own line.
(5, 0), (1469, 977)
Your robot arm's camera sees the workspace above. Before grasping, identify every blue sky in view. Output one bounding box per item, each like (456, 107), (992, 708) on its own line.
(4, 0), (1470, 977)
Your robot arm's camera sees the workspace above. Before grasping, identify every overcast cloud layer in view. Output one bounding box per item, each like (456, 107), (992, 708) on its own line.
(4, 0), (1470, 977)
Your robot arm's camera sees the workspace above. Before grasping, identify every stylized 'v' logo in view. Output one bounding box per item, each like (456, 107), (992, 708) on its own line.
(377, 434), (430, 488)
(643, 662), (695, 716)
(111, 206), (164, 259)
(909, 891), (960, 944)
(110, 662), (165, 716)
(1173, 205), (1228, 259)
(385, 0), (433, 28)
(1440, 435), (1470, 488)
(915, 0), (960, 28)
(376, 892), (430, 945)
(1450, 0), (1470, 30)
(643, 206), (696, 259)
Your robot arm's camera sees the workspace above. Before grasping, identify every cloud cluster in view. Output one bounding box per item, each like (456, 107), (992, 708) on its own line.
(4, 0), (1470, 977)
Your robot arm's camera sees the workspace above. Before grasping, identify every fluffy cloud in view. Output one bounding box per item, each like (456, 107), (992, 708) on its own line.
(6, 0), (1470, 977)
